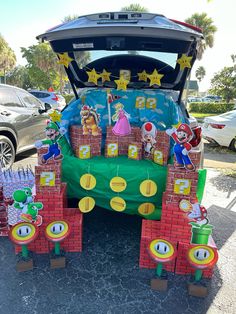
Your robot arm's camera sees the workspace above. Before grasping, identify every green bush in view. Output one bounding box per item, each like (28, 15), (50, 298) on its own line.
(188, 102), (235, 114)
(63, 94), (74, 104)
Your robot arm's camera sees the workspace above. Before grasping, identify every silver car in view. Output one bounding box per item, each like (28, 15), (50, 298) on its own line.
(0, 84), (49, 169)
(29, 90), (66, 111)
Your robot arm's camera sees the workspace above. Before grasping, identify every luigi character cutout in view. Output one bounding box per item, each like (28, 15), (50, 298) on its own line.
(35, 121), (63, 164)
(13, 187), (43, 226)
(166, 123), (194, 171)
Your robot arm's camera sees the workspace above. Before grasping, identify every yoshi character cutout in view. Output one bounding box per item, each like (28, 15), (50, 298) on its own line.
(35, 121), (64, 164)
(13, 187), (43, 226)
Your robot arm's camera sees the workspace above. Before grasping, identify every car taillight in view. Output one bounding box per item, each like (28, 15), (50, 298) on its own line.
(189, 126), (202, 147)
(210, 123), (225, 129)
(52, 94), (59, 101)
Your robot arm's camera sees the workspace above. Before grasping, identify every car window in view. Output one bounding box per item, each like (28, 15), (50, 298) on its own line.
(0, 88), (24, 107)
(17, 90), (42, 108)
(30, 91), (49, 98)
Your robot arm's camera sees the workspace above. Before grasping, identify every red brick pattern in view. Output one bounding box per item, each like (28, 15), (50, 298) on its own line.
(70, 125), (102, 157)
(15, 161), (83, 255)
(153, 131), (170, 165)
(175, 241), (215, 278)
(105, 126), (141, 156)
(139, 163), (217, 279)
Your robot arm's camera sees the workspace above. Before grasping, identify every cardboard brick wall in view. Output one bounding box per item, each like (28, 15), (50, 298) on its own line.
(70, 125), (102, 157)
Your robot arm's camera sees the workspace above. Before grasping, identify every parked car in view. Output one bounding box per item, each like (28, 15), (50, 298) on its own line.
(202, 110), (236, 151)
(202, 95), (222, 103)
(187, 96), (203, 103)
(0, 84), (49, 169)
(29, 90), (66, 111)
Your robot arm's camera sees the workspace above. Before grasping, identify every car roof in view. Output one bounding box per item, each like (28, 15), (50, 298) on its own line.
(0, 84), (29, 92)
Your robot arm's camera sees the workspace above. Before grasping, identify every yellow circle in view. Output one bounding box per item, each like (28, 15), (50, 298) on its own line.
(149, 239), (175, 259)
(11, 222), (36, 241)
(188, 246), (215, 265)
(140, 180), (157, 197)
(138, 203), (155, 215)
(80, 174), (96, 190)
(110, 197), (126, 212)
(46, 221), (69, 239)
(179, 199), (192, 212)
(78, 197), (95, 213)
(110, 177), (127, 192)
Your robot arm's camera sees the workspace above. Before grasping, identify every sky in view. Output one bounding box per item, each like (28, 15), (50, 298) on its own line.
(0, 0), (235, 92)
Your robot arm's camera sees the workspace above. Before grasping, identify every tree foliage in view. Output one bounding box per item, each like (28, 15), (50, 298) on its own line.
(209, 62), (236, 103)
(7, 65), (31, 89)
(21, 43), (68, 90)
(0, 34), (16, 79)
(185, 13), (217, 59)
(195, 66), (206, 82)
(121, 3), (148, 12)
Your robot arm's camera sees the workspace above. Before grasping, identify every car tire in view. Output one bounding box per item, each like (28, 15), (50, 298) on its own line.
(0, 135), (16, 169)
(229, 138), (236, 152)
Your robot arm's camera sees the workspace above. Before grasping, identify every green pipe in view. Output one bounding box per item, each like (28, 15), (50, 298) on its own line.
(156, 263), (163, 277)
(194, 269), (203, 282)
(21, 245), (28, 258)
(54, 242), (61, 255)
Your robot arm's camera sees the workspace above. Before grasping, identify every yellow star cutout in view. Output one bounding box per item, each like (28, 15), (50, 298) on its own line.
(57, 53), (74, 68)
(86, 68), (101, 85)
(172, 121), (182, 129)
(137, 70), (148, 82)
(114, 75), (129, 91)
(147, 69), (164, 87)
(100, 69), (111, 83)
(49, 110), (62, 123)
(176, 54), (193, 71)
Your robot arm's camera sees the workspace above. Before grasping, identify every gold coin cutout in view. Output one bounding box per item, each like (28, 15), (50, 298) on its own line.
(110, 177), (127, 192)
(110, 197), (126, 212)
(78, 197), (95, 213)
(140, 179), (157, 197)
(138, 203), (155, 215)
(80, 174), (96, 190)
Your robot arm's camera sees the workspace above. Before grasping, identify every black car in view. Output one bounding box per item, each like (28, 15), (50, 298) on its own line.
(0, 84), (48, 169)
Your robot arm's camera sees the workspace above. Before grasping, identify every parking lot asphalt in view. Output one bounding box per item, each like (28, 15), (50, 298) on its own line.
(0, 152), (235, 314)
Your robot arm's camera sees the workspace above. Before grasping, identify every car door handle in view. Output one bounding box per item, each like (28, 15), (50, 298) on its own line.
(32, 113), (38, 116)
(0, 111), (11, 116)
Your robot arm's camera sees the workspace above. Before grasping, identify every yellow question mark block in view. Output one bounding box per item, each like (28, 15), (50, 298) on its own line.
(153, 150), (163, 165)
(78, 145), (91, 159)
(174, 179), (191, 195)
(135, 96), (145, 109)
(128, 144), (138, 159)
(40, 172), (55, 186)
(107, 143), (118, 157)
(146, 97), (157, 109)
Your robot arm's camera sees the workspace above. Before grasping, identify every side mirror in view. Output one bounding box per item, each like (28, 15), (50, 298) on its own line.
(45, 103), (51, 111)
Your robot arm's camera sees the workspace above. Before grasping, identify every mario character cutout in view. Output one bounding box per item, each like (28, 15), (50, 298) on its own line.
(166, 123), (194, 171)
(13, 187), (43, 226)
(35, 121), (63, 164)
(141, 122), (157, 157)
(80, 105), (101, 136)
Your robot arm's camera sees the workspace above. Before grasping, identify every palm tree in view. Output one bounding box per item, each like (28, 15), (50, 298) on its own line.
(121, 3), (148, 12)
(185, 13), (217, 60)
(195, 66), (206, 83)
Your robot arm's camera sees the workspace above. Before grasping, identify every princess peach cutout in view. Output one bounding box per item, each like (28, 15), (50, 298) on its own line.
(112, 103), (131, 136)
